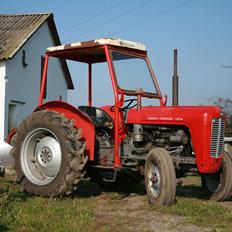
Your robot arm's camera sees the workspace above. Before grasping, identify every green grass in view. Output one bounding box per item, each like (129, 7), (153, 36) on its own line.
(0, 177), (95, 232)
(151, 177), (232, 232)
(154, 197), (232, 232)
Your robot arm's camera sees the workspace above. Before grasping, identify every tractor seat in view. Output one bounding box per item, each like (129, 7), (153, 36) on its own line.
(78, 106), (114, 129)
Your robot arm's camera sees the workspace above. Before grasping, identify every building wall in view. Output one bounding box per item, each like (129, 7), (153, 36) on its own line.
(4, 22), (68, 138)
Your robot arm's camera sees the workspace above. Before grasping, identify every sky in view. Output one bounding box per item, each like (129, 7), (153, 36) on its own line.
(1, 0), (232, 107)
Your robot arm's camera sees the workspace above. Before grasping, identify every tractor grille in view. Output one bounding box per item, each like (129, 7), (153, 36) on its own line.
(210, 118), (224, 158)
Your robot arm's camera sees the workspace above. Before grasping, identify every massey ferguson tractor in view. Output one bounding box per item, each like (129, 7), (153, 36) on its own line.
(12, 38), (232, 206)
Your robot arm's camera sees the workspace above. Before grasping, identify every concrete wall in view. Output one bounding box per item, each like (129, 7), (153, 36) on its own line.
(4, 22), (68, 138)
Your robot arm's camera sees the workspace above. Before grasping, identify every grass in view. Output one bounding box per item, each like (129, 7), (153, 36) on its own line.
(0, 175), (232, 232)
(152, 177), (232, 232)
(0, 177), (95, 232)
(155, 197), (232, 232)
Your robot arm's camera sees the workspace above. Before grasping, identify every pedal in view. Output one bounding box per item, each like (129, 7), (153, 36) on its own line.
(102, 171), (117, 183)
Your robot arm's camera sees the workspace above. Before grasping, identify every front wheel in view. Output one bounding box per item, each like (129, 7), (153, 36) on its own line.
(12, 110), (87, 197)
(145, 148), (176, 206)
(201, 151), (232, 201)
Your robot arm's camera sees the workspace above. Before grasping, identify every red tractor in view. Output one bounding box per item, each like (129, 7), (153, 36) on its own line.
(12, 38), (232, 205)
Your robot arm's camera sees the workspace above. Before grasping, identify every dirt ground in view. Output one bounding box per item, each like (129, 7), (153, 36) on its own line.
(71, 175), (231, 232)
(88, 176), (232, 232)
(93, 194), (212, 232)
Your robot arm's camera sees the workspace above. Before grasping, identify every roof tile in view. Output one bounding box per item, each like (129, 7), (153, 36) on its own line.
(0, 13), (74, 89)
(0, 13), (50, 60)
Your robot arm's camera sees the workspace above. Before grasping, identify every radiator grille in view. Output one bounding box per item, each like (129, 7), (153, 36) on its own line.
(210, 118), (224, 158)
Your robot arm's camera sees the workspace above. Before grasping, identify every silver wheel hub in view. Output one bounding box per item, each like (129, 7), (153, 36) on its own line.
(148, 163), (160, 198)
(21, 128), (62, 186)
(38, 147), (52, 165)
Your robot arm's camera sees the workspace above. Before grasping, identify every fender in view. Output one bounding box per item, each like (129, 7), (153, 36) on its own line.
(6, 128), (17, 145)
(35, 101), (95, 161)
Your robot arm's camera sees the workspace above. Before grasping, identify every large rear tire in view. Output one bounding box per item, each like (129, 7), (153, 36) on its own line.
(145, 148), (176, 206)
(12, 110), (87, 197)
(201, 151), (232, 201)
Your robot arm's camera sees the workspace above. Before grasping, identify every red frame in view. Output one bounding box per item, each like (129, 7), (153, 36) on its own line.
(39, 55), (49, 105)
(104, 45), (121, 167)
(39, 45), (164, 168)
(38, 43), (223, 173)
(88, 63), (92, 107)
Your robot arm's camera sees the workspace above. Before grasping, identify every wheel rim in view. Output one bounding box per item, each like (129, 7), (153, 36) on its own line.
(147, 162), (161, 198)
(20, 128), (62, 185)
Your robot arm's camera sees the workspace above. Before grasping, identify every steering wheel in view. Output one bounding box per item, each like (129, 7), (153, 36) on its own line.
(110, 98), (137, 112)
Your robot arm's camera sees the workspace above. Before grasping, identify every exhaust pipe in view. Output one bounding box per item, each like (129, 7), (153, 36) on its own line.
(172, 49), (179, 106)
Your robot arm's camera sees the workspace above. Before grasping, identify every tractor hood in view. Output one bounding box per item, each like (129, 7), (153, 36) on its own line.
(126, 105), (222, 126)
(126, 105), (223, 174)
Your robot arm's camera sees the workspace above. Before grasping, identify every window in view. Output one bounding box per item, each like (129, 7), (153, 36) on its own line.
(111, 51), (157, 95)
(22, 50), (28, 68)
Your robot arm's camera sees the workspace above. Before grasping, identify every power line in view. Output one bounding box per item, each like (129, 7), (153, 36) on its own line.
(61, 0), (126, 35)
(64, 0), (155, 43)
(221, 65), (232, 69)
(108, 0), (195, 37)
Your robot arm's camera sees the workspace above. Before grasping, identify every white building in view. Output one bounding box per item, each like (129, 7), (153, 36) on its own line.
(0, 13), (73, 141)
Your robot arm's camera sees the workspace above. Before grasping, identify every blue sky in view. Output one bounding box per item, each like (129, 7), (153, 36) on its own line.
(1, 0), (232, 106)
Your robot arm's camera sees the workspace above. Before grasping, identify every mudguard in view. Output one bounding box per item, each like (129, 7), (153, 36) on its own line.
(6, 128), (17, 145)
(35, 101), (95, 161)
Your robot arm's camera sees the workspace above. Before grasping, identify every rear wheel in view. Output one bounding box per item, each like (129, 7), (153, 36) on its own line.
(12, 110), (87, 197)
(201, 151), (232, 201)
(145, 148), (176, 206)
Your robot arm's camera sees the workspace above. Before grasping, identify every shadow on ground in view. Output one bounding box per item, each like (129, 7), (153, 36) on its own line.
(73, 173), (146, 198)
(73, 175), (209, 201)
(0, 177), (30, 202)
(0, 224), (9, 232)
(4, 174), (229, 202)
(176, 183), (206, 199)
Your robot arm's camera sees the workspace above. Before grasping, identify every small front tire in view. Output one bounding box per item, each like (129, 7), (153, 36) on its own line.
(145, 148), (176, 206)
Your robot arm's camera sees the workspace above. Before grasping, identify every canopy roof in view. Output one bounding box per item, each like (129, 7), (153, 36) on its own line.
(47, 38), (146, 53)
(46, 38), (147, 63)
